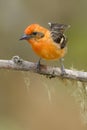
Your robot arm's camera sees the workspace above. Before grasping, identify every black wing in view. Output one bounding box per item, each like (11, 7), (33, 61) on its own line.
(48, 23), (70, 49)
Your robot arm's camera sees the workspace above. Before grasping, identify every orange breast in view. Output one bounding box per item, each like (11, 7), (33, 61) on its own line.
(29, 38), (66, 60)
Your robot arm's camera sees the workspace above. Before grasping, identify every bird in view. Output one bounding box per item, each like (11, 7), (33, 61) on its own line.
(20, 22), (70, 74)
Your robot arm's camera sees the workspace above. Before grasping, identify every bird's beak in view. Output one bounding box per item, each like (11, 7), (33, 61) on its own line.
(19, 34), (31, 40)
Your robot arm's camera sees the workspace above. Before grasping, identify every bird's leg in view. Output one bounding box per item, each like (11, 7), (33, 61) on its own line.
(59, 58), (66, 75)
(36, 58), (41, 70)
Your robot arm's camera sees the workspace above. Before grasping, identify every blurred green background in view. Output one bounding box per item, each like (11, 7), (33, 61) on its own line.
(0, 0), (87, 130)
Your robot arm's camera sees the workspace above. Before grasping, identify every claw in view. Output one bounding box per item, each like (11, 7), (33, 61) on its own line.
(36, 58), (41, 71)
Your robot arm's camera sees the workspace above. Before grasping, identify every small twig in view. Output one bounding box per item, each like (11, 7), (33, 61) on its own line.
(0, 56), (87, 82)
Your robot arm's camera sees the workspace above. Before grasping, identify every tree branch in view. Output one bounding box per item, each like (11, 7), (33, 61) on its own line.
(0, 56), (87, 82)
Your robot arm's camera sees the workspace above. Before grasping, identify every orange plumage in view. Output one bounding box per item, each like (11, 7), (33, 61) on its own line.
(20, 23), (70, 60)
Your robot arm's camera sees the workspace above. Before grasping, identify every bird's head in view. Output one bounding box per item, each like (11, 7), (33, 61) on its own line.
(20, 24), (45, 42)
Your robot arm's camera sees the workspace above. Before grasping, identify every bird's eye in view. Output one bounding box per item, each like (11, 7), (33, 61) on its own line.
(32, 32), (37, 35)
(32, 32), (44, 39)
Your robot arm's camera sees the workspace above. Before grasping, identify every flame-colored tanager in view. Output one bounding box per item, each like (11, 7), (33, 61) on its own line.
(20, 23), (70, 74)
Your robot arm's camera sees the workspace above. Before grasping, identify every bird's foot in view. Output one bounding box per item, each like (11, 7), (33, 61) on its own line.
(60, 58), (66, 76)
(36, 58), (41, 71)
(61, 64), (66, 76)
